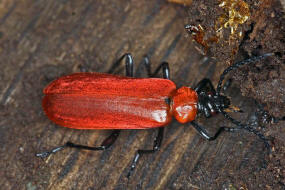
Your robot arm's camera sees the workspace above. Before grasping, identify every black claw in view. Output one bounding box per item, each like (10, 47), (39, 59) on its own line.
(36, 151), (51, 158)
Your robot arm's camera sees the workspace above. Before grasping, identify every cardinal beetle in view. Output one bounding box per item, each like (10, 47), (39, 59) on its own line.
(36, 51), (283, 177)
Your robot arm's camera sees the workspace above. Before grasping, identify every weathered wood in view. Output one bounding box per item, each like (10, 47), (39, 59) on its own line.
(0, 0), (284, 190)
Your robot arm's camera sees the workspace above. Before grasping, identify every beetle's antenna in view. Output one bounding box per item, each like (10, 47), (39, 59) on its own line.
(216, 52), (283, 95)
(215, 51), (284, 150)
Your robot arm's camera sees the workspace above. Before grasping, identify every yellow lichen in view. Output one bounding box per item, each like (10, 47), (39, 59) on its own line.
(186, 0), (250, 54)
(216, 0), (250, 40)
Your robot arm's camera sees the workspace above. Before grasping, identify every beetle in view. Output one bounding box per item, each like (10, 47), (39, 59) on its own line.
(36, 51), (282, 177)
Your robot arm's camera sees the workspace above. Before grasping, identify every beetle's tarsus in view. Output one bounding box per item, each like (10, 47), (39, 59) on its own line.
(36, 145), (66, 158)
(36, 151), (51, 158)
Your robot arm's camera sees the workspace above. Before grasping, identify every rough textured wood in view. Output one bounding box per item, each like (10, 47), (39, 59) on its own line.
(0, 0), (283, 190)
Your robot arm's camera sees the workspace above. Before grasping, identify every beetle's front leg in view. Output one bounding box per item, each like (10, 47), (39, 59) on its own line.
(194, 78), (216, 94)
(190, 121), (237, 141)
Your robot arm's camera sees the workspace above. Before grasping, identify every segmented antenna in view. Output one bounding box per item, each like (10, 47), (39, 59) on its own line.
(216, 52), (283, 150)
(216, 52), (278, 95)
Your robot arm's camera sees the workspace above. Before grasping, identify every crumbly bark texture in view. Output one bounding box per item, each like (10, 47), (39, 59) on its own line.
(187, 0), (285, 189)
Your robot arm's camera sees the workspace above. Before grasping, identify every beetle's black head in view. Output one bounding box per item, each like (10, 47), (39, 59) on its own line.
(197, 92), (231, 118)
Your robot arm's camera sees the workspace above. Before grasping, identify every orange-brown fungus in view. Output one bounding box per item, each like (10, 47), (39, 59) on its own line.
(185, 24), (219, 52)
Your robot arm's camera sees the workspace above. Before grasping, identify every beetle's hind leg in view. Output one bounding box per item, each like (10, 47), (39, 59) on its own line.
(36, 130), (120, 158)
(37, 55), (136, 158)
(52, 53), (135, 157)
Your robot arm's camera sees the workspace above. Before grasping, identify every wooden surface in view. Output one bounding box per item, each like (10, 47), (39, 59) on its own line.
(0, 1), (281, 189)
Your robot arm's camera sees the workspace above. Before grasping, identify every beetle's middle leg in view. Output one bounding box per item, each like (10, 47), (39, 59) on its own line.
(108, 53), (134, 76)
(127, 58), (169, 178)
(92, 53), (135, 153)
(127, 127), (164, 178)
(109, 54), (170, 178)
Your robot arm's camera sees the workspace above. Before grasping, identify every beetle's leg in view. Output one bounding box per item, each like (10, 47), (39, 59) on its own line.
(108, 53), (134, 76)
(152, 61), (170, 79)
(127, 127), (164, 178)
(194, 78), (233, 98)
(143, 56), (170, 79)
(36, 130), (120, 158)
(124, 58), (169, 178)
(194, 78), (216, 94)
(37, 54), (137, 158)
(37, 54), (136, 158)
(195, 78), (232, 94)
(190, 121), (237, 141)
(191, 118), (271, 152)
(104, 52), (135, 146)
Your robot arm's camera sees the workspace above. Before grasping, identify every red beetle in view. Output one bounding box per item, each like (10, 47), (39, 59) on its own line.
(37, 52), (281, 177)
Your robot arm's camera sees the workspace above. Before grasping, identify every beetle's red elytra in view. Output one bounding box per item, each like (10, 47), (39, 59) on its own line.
(43, 72), (199, 129)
